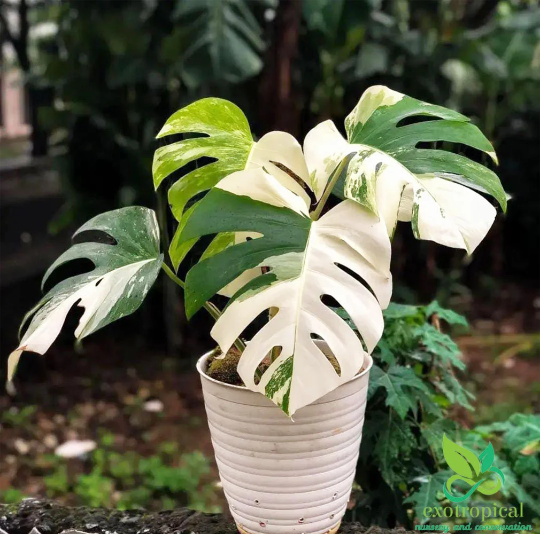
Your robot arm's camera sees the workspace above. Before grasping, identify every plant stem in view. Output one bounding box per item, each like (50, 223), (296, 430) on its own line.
(161, 263), (246, 353)
(310, 153), (353, 221)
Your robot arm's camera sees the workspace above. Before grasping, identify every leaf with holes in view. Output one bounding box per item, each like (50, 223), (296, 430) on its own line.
(153, 98), (313, 288)
(304, 85), (506, 253)
(7, 207), (163, 385)
(153, 97), (253, 272)
(177, 170), (391, 416)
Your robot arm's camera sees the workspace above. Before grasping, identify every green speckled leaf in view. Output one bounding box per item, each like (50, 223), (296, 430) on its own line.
(153, 98), (253, 218)
(153, 98), (253, 271)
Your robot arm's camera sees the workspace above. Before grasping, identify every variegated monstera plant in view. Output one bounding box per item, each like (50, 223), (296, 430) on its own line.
(8, 86), (506, 417)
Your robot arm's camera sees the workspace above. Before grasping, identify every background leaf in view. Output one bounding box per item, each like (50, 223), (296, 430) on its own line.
(173, 0), (272, 87)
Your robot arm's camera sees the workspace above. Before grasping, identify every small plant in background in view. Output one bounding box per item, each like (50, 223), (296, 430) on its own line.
(0, 489), (26, 505)
(42, 433), (220, 512)
(351, 302), (540, 528)
(1, 406), (37, 430)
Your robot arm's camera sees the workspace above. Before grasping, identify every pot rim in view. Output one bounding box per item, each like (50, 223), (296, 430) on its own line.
(196, 342), (374, 391)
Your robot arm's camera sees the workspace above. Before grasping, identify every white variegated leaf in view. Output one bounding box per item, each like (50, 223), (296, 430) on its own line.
(211, 198), (391, 416)
(178, 170), (392, 416)
(8, 208), (163, 386)
(304, 104), (498, 253)
(206, 148), (312, 297)
(245, 131), (313, 206)
(303, 85), (505, 253)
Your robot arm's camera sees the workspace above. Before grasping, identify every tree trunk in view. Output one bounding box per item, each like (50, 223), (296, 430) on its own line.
(258, 0), (302, 135)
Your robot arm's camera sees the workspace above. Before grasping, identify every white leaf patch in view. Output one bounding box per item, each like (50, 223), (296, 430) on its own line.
(211, 200), (392, 416)
(209, 132), (312, 298)
(8, 260), (154, 383)
(245, 131), (313, 205)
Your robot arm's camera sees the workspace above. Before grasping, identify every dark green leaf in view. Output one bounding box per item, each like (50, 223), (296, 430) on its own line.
(178, 188), (310, 318)
(425, 301), (469, 328)
(415, 323), (465, 370)
(371, 410), (417, 487)
(174, 0), (267, 87)
(345, 89), (506, 211)
(369, 365), (431, 419)
(404, 471), (450, 523)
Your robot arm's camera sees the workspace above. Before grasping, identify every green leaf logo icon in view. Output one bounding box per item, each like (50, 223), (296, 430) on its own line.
(443, 434), (481, 479)
(442, 434), (504, 503)
(479, 442), (495, 473)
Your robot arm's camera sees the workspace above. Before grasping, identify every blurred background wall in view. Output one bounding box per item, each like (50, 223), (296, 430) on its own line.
(0, 0), (539, 363)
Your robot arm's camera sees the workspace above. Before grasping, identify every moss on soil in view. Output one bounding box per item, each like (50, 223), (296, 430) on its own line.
(206, 348), (244, 386)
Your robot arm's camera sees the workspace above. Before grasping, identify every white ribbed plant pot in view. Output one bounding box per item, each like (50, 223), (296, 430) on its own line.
(197, 346), (373, 534)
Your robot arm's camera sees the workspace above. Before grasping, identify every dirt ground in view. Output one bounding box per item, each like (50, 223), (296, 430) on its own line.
(0, 337), (223, 509)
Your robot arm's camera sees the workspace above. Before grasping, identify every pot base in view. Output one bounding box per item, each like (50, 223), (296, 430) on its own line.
(236, 521), (342, 534)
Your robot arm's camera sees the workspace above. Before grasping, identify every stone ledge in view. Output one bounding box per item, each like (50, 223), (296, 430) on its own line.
(0, 499), (414, 534)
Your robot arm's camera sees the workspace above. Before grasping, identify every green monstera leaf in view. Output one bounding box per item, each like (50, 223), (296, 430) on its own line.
(178, 169), (392, 416)
(303, 85), (506, 253)
(153, 97), (253, 270)
(8, 207), (163, 386)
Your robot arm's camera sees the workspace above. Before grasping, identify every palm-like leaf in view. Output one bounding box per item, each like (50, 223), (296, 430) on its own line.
(178, 171), (391, 416)
(304, 85), (505, 253)
(174, 0), (274, 87)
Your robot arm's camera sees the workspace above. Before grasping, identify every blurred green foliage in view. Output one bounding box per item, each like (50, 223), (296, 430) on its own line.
(19, 0), (538, 283)
(0, 488), (27, 505)
(1, 405), (37, 429)
(41, 431), (220, 512)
